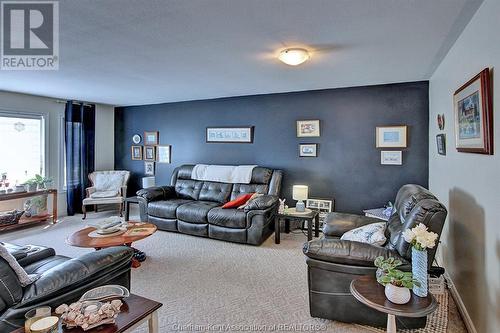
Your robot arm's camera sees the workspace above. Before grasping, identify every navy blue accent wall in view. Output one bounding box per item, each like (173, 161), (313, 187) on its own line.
(115, 81), (429, 213)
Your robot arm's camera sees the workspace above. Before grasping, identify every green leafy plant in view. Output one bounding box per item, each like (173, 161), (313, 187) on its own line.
(25, 174), (52, 188)
(379, 269), (421, 289)
(374, 256), (402, 271)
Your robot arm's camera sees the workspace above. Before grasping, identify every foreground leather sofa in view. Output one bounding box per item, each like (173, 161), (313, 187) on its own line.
(303, 184), (447, 329)
(137, 164), (283, 245)
(0, 243), (133, 331)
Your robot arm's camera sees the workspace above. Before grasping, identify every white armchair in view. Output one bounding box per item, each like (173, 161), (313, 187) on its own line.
(82, 170), (130, 219)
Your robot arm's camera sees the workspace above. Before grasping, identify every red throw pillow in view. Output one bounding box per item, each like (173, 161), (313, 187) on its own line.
(222, 193), (254, 209)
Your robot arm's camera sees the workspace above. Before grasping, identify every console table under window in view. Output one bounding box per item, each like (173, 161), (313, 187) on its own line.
(0, 189), (58, 232)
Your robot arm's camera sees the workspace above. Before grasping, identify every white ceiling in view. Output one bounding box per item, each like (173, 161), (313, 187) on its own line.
(0, 0), (483, 106)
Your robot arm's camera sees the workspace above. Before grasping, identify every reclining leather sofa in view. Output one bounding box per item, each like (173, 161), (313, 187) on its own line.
(0, 243), (133, 331)
(303, 184), (447, 329)
(136, 164), (283, 245)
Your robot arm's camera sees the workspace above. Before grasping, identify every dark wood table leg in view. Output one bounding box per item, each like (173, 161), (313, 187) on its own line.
(315, 214), (320, 237)
(275, 217), (280, 244)
(285, 218), (290, 233)
(52, 190), (58, 223)
(125, 201), (130, 221)
(307, 218), (313, 241)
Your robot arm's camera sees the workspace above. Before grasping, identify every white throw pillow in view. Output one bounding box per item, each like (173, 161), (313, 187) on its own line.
(0, 244), (39, 287)
(340, 222), (387, 246)
(94, 173), (123, 192)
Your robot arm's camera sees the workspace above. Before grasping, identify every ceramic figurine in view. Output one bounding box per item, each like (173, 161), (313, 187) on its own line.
(278, 199), (286, 214)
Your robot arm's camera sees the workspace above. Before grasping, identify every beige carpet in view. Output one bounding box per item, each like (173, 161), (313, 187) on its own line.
(1, 208), (462, 333)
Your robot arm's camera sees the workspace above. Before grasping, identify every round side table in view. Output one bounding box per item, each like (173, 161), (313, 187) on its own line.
(350, 275), (437, 333)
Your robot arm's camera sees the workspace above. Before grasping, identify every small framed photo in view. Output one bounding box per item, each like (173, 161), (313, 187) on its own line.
(454, 68), (493, 154)
(299, 143), (318, 157)
(436, 134), (446, 155)
(144, 131), (159, 145)
(376, 126), (408, 148)
(297, 120), (320, 137)
(143, 146), (156, 161)
(144, 161), (155, 176)
(157, 145), (171, 163)
(381, 151), (402, 165)
(131, 145), (143, 160)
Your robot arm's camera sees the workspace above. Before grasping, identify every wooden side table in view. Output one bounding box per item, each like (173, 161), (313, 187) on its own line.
(275, 208), (319, 244)
(350, 275), (437, 333)
(12, 293), (162, 333)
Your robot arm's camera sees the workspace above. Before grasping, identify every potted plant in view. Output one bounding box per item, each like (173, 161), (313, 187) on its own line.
(33, 174), (53, 190)
(379, 269), (420, 304)
(374, 256), (403, 285)
(403, 223), (439, 297)
(24, 178), (38, 192)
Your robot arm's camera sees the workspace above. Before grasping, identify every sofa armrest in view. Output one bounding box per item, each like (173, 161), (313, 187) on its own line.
(323, 212), (384, 237)
(136, 185), (176, 202)
(244, 195), (278, 212)
(303, 238), (408, 267)
(21, 246), (133, 304)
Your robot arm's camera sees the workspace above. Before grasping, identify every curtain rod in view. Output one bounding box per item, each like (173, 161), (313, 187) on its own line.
(55, 99), (94, 107)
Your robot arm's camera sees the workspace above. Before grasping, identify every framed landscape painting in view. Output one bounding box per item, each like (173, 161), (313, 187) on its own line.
(453, 68), (493, 154)
(376, 126), (407, 148)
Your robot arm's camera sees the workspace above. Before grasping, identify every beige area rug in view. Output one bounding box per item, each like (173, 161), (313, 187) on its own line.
(1, 209), (448, 333)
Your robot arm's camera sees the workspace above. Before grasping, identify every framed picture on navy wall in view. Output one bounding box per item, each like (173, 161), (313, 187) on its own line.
(297, 120), (320, 137)
(299, 143), (318, 157)
(144, 131), (159, 145)
(453, 68), (493, 154)
(376, 126), (408, 148)
(206, 127), (254, 143)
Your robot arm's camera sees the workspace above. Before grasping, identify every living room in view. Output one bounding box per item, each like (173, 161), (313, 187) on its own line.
(0, 1), (498, 332)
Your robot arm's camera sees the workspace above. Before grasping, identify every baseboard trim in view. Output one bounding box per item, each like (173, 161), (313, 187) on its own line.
(444, 272), (477, 333)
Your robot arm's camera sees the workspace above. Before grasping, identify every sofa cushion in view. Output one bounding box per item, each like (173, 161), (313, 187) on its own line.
(250, 167), (273, 184)
(177, 201), (220, 223)
(230, 184), (268, 200)
(175, 179), (202, 200)
(208, 207), (247, 228)
(199, 181), (232, 203)
(148, 199), (193, 219)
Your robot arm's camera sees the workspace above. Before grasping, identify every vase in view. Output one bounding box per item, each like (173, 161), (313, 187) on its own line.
(412, 247), (428, 297)
(385, 284), (411, 304)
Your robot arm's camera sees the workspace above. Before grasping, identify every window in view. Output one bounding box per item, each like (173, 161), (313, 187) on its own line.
(0, 113), (45, 185)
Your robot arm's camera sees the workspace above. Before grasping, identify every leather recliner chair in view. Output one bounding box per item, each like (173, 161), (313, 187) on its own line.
(303, 184), (447, 329)
(0, 243), (133, 331)
(136, 164), (283, 245)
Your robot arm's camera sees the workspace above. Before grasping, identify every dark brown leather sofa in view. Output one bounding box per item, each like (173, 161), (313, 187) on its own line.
(136, 164), (283, 245)
(303, 184), (447, 329)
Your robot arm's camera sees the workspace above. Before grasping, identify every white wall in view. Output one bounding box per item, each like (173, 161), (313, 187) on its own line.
(0, 90), (115, 216)
(429, 0), (499, 332)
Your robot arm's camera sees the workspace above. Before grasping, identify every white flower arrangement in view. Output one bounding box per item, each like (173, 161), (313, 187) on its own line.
(402, 223), (438, 251)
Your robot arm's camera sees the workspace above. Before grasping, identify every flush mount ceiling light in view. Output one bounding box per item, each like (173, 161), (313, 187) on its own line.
(278, 48), (310, 66)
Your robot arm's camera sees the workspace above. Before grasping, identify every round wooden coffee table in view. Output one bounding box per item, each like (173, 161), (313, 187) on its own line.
(350, 275), (437, 333)
(66, 222), (157, 268)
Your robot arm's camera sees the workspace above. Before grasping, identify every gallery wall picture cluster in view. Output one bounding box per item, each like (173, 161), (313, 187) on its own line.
(376, 125), (407, 165)
(297, 120), (319, 157)
(130, 131), (171, 176)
